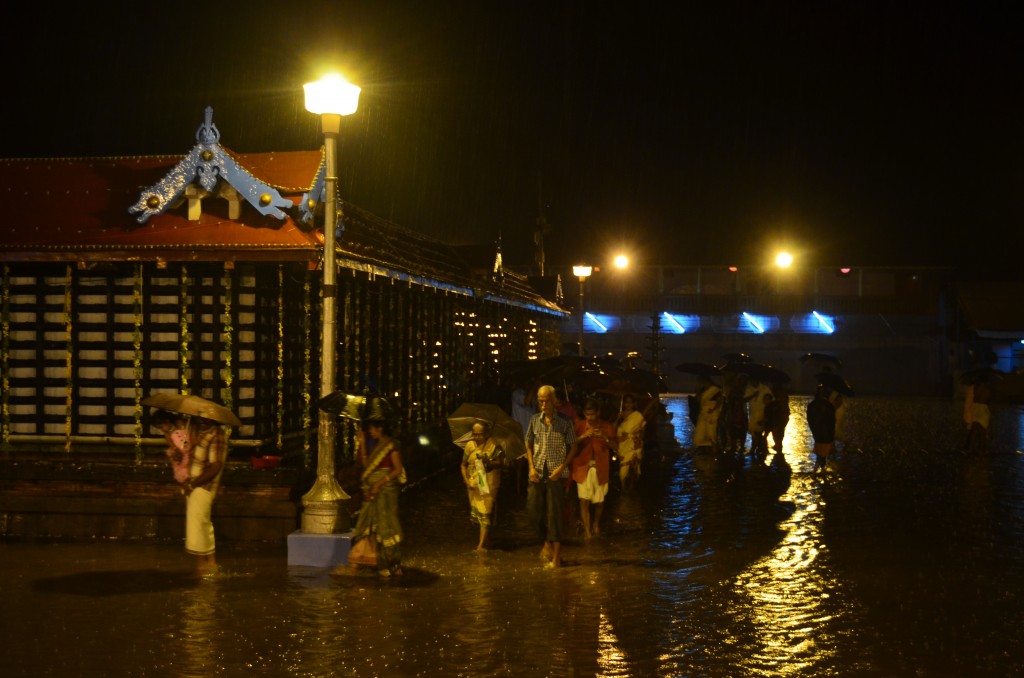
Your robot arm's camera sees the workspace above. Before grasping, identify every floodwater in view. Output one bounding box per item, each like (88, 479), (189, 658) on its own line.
(3, 395), (1024, 677)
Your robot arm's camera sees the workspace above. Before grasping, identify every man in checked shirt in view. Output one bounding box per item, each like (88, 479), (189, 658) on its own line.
(525, 384), (579, 568)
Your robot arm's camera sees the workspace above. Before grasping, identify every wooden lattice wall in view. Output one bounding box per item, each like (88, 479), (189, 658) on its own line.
(0, 261), (559, 466)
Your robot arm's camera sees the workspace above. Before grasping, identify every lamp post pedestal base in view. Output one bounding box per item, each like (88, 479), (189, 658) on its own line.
(300, 474), (351, 534)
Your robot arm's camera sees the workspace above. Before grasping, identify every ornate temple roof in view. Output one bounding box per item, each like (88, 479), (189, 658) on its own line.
(0, 109), (566, 316)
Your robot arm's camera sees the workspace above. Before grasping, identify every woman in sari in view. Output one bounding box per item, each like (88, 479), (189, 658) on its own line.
(340, 416), (406, 576)
(461, 421), (506, 551)
(615, 395), (646, 489)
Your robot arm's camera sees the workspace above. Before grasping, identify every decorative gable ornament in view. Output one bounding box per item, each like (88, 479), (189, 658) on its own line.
(129, 106), (294, 224)
(296, 152), (345, 239)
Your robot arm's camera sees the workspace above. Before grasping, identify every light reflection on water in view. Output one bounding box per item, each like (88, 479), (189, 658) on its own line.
(5, 395), (1024, 676)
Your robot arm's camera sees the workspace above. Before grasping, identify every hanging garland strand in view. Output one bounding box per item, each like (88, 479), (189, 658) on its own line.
(180, 264), (191, 394)
(221, 264), (234, 416)
(132, 264), (144, 462)
(301, 270), (312, 468)
(276, 265), (284, 452)
(63, 264), (73, 454)
(1, 265), (10, 451)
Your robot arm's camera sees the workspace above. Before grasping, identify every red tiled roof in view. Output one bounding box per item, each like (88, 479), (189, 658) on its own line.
(0, 151), (568, 316)
(0, 151), (323, 261)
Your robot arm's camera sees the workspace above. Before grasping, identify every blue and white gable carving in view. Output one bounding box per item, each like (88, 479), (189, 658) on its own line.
(297, 154), (345, 238)
(297, 154), (326, 229)
(129, 107), (294, 224)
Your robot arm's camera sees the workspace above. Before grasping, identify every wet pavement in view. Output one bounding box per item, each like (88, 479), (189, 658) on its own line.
(3, 395), (1024, 677)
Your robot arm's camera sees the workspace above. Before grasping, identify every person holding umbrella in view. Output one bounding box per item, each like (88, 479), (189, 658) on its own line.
(692, 374), (723, 454)
(614, 394), (646, 489)
(806, 384), (836, 472)
(142, 393), (239, 578)
(183, 415), (229, 577)
(341, 399), (406, 577)
(461, 421), (506, 551)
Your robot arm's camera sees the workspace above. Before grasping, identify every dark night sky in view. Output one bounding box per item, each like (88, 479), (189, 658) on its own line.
(3, 1), (1022, 273)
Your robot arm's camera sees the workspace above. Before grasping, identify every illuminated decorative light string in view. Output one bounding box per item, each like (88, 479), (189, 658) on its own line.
(302, 273), (312, 467)
(180, 265), (190, 394)
(276, 265), (284, 451)
(221, 265), (233, 409)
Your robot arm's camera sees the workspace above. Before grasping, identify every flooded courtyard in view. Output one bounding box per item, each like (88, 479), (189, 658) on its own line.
(3, 395), (1024, 676)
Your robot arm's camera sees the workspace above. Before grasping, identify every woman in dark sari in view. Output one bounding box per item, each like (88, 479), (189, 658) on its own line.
(337, 416), (406, 576)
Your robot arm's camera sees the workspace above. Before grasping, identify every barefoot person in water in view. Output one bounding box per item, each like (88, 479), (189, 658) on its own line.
(525, 384), (578, 568)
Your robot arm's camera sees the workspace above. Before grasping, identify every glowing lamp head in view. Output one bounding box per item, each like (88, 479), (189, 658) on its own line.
(775, 251), (793, 268)
(613, 255), (629, 270)
(573, 265), (593, 279)
(304, 74), (361, 116)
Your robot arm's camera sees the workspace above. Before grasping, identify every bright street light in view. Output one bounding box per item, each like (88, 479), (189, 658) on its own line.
(775, 251), (794, 268)
(301, 73), (360, 535)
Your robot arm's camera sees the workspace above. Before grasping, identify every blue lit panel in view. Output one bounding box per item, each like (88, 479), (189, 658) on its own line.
(661, 312), (700, 334)
(740, 312), (778, 334)
(583, 313), (617, 333)
(789, 312), (837, 334)
(813, 311), (835, 334)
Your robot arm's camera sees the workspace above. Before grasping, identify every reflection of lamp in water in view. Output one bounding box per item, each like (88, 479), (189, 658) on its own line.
(573, 265), (592, 357)
(301, 73), (361, 534)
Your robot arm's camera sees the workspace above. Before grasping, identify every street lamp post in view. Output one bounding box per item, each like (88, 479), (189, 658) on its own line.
(301, 74), (360, 535)
(573, 265), (592, 357)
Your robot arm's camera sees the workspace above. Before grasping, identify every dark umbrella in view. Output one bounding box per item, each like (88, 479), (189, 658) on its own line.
(574, 368), (615, 393)
(317, 391), (366, 419)
(959, 367), (1006, 385)
(318, 392), (394, 422)
(732, 362), (791, 384)
(602, 367), (667, 397)
(499, 355), (586, 385)
(816, 371), (855, 396)
(676, 362), (724, 378)
(589, 355), (622, 371)
(800, 352), (844, 368)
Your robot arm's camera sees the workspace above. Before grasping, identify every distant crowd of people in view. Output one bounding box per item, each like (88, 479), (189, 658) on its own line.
(690, 375), (796, 459)
(689, 368), (859, 476)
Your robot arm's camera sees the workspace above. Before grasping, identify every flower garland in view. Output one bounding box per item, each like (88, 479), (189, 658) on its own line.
(221, 264), (233, 415)
(1, 265), (10, 451)
(63, 264), (73, 454)
(132, 264), (144, 462)
(179, 265), (190, 394)
(302, 272), (312, 468)
(276, 265), (285, 451)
